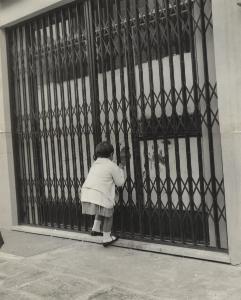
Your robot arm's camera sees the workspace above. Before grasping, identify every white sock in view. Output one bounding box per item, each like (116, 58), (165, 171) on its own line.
(103, 232), (112, 242)
(92, 220), (101, 232)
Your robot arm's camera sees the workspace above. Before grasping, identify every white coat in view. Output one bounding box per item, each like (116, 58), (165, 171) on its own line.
(81, 158), (125, 209)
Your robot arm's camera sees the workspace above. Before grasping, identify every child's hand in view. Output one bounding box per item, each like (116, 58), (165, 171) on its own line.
(119, 163), (125, 169)
(115, 190), (119, 204)
(120, 146), (130, 166)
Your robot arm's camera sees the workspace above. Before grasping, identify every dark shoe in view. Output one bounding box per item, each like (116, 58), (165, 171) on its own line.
(103, 235), (119, 247)
(91, 231), (103, 236)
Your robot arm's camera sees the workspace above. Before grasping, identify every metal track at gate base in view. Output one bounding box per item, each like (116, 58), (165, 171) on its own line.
(12, 225), (230, 263)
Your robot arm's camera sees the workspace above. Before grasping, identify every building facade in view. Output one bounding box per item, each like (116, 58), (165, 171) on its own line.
(0, 0), (241, 264)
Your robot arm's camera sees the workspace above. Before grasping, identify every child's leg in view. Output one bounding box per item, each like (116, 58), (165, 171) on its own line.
(92, 215), (103, 233)
(102, 216), (119, 246)
(103, 216), (113, 233)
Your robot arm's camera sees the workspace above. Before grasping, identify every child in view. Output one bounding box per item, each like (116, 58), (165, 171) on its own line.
(81, 141), (125, 247)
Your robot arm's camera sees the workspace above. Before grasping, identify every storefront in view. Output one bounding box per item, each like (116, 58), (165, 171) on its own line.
(1, 0), (241, 264)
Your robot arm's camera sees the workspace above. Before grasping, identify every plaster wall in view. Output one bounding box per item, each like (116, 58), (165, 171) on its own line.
(0, 29), (17, 227)
(211, 0), (241, 264)
(0, 0), (74, 27)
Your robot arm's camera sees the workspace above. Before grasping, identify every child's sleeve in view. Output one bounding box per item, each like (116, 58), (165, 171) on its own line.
(111, 163), (125, 187)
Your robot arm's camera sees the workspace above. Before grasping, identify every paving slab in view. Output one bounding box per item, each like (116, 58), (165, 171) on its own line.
(0, 289), (36, 300)
(0, 229), (240, 300)
(0, 229), (74, 257)
(82, 286), (156, 300)
(19, 274), (98, 300)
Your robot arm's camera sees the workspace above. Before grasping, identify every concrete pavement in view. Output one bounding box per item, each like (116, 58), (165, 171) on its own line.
(0, 229), (240, 300)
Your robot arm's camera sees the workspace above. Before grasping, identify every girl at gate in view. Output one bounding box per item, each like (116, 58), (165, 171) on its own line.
(81, 141), (125, 247)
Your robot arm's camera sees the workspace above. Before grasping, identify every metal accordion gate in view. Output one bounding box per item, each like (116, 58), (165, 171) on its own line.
(7, 0), (228, 250)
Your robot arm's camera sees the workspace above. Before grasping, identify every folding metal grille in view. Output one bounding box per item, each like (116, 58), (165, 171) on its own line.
(7, 0), (228, 250)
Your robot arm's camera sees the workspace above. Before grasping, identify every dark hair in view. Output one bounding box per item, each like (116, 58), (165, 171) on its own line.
(93, 141), (114, 160)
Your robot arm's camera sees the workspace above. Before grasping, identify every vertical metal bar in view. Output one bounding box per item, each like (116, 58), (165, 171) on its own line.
(154, 0), (171, 241)
(7, 28), (27, 224)
(115, 0), (133, 235)
(72, 3), (86, 185)
(55, 10), (69, 228)
(187, 0), (208, 245)
(76, 2), (93, 231)
(26, 21), (46, 226)
(84, 0), (101, 147)
(106, 0), (133, 234)
(199, 0), (220, 248)
(175, 0), (196, 243)
(146, 0), (167, 240)
(35, 18), (51, 226)
(134, 0), (152, 237)
(145, 0), (167, 240)
(19, 25), (37, 225)
(47, 14), (60, 227)
(43, 15), (58, 227)
(51, 12), (65, 228)
(56, 9), (72, 228)
(124, 0), (145, 236)
(76, 3), (92, 171)
(68, 4), (85, 230)
(97, 0), (111, 141)
(106, 0), (121, 164)
(164, 0), (184, 242)
(60, 7), (77, 229)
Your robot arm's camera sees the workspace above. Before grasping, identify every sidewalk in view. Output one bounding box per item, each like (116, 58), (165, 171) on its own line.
(0, 229), (240, 300)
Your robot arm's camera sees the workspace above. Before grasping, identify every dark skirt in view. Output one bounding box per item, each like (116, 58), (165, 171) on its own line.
(81, 202), (114, 218)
